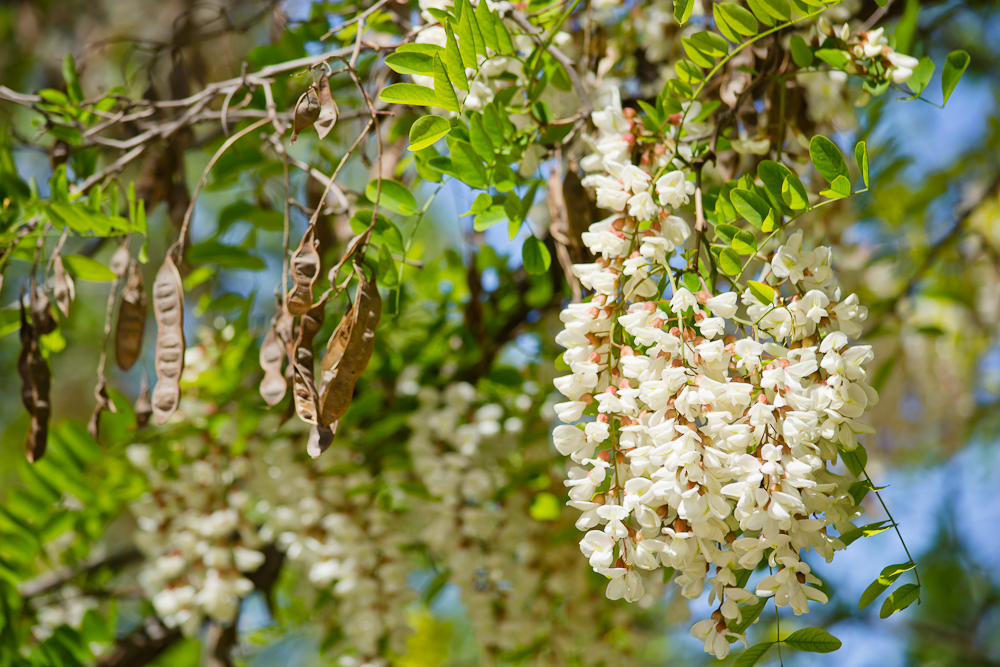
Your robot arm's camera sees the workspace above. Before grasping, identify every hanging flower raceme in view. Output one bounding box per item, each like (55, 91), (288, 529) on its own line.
(552, 91), (878, 659)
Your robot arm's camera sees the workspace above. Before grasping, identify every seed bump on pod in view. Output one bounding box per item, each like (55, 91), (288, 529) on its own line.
(151, 256), (185, 424)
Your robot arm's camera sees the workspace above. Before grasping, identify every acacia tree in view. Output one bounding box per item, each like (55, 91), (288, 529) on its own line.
(0, 0), (997, 665)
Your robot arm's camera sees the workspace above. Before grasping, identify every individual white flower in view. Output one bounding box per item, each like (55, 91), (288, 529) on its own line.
(656, 170), (695, 208)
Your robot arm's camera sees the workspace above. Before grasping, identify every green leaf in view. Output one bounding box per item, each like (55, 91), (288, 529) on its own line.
(674, 0), (695, 24)
(384, 51), (434, 75)
(473, 206), (508, 231)
(492, 161), (516, 192)
(784, 628), (842, 653)
(469, 114), (495, 163)
(447, 139), (488, 188)
(62, 54), (83, 104)
(494, 11), (515, 54)
(475, 0), (499, 51)
(377, 243), (399, 287)
(781, 175), (809, 210)
(443, 23), (469, 90)
(815, 49), (849, 69)
(717, 4), (759, 37)
(408, 115), (451, 151)
(529, 492), (561, 521)
(839, 519), (894, 546)
(715, 223), (739, 244)
(855, 141), (869, 188)
(733, 642), (773, 667)
(809, 135), (849, 184)
(682, 38), (716, 68)
(713, 4), (740, 43)
(746, 0), (776, 26)
(789, 35), (814, 67)
(860, 562), (914, 609)
(380, 83), (439, 106)
(732, 229), (757, 255)
(456, 12), (477, 68)
(718, 247), (741, 275)
(522, 237), (551, 274)
(941, 50), (970, 105)
(759, 0), (791, 20)
(748, 280), (775, 304)
(690, 31), (730, 58)
(432, 55), (460, 112)
(730, 188), (771, 230)
(675, 59), (704, 84)
(61, 255), (115, 281)
(907, 57), (935, 96)
(729, 598), (768, 635)
(395, 43), (445, 55)
(462, 0), (486, 57)
(880, 583), (921, 618)
(366, 178), (417, 216)
(820, 174), (851, 199)
(840, 443), (868, 478)
(466, 192), (492, 215)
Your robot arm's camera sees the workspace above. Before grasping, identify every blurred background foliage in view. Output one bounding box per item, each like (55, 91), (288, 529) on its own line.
(1, 0), (1000, 666)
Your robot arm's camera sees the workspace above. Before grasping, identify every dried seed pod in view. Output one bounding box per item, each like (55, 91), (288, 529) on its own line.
(151, 256), (185, 424)
(17, 304), (34, 414)
(319, 303), (355, 372)
(115, 260), (147, 371)
(21, 301), (51, 463)
(318, 271), (381, 426)
(291, 295), (326, 424)
(87, 377), (117, 441)
(31, 290), (57, 335)
(286, 229), (320, 316)
(314, 74), (338, 140)
(306, 422), (336, 459)
(259, 323), (287, 406)
(290, 86), (320, 144)
(110, 245), (131, 277)
(134, 371), (152, 428)
(52, 255), (75, 317)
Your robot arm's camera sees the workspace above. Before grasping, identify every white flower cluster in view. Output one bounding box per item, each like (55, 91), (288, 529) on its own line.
(552, 92), (877, 659)
(820, 21), (921, 85)
(255, 440), (414, 664)
(405, 381), (663, 664)
(128, 443), (265, 636)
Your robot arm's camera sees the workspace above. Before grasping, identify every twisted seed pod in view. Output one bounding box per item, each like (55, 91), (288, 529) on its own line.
(115, 260), (147, 371)
(151, 256), (185, 424)
(319, 303), (355, 372)
(24, 300), (51, 462)
(52, 255), (75, 317)
(318, 272), (381, 427)
(291, 296), (326, 424)
(259, 323), (287, 406)
(286, 229), (320, 316)
(18, 304), (33, 414)
(306, 422), (336, 459)
(31, 290), (56, 335)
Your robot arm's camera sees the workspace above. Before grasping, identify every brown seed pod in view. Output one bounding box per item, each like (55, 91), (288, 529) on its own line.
(314, 74), (338, 140)
(52, 255), (75, 317)
(318, 271), (381, 427)
(87, 376), (117, 441)
(286, 229), (320, 316)
(306, 422), (336, 459)
(115, 260), (147, 371)
(110, 245), (131, 277)
(290, 87), (320, 144)
(134, 371), (153, 428)
(289, 74), (338, 144)
(17, 304), (35, 415)
(291, 295), (326, 424)
(21, 300), (51, 463)
(259, 323), (287, 406)
(319, 302), (356, 372)
(151, 256), (185, 424)
(30, 289), (57, 335)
